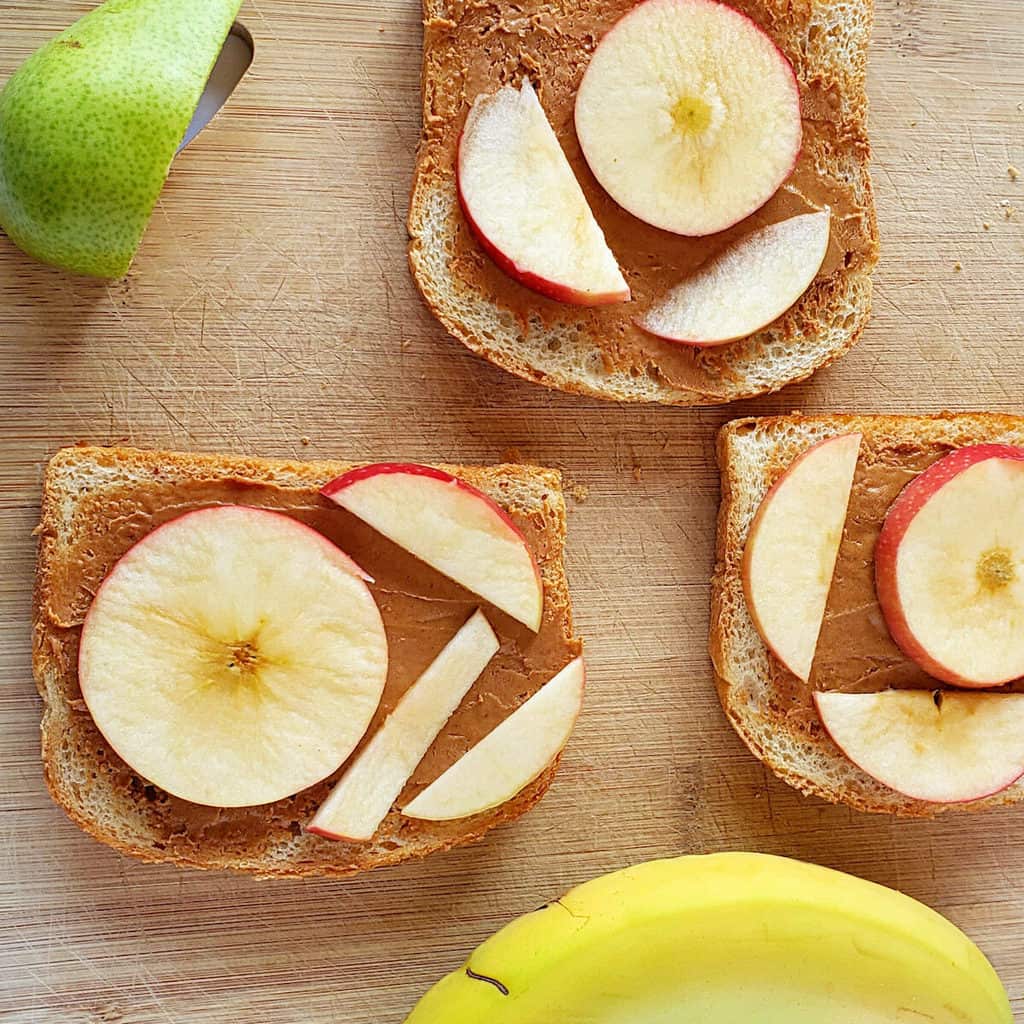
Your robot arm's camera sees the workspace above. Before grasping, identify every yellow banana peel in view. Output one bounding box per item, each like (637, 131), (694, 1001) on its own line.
(404, 852), (1010, 1023)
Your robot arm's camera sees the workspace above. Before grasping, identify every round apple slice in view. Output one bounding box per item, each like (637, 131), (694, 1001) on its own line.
(574, 0), (802, 236)
(639, 212), (830, 346)
(816, 690), (1024, 804)
(322, 464), (544, 632)
(402, 657), (585, 821)
(876, 445), (1024, 688)
(743, 434), (861, 682)
(79, 506), (388, 808)
(458, 81), (630, 306)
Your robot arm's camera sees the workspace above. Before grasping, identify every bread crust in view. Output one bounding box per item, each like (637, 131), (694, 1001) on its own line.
(408, 0), (879, 405)
(33, 446), (580, 877)
(711, 412), (1024, 817)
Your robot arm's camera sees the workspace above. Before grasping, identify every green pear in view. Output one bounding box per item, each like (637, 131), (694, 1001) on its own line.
(0, 0), (244, 278)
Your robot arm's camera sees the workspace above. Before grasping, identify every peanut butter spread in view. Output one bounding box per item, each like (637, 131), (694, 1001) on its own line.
(421, 0), (874, 396)
(40, 477), (580, 849)
(766, 439), (1024, 726)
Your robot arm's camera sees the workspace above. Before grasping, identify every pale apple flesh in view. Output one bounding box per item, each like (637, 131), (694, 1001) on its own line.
(308, 610), (499, 842)
(744, 434), (861, 682)
(458, 81), (629, 306)
(640, 211), (830, 346)
(816, 690), (1024, 804)
(574, 0), (802, 236)
(875, 445), (1024, 687)
(402, 657), (585, 821)
(78, 506), (389, 808)
(322, 464), (544, 632)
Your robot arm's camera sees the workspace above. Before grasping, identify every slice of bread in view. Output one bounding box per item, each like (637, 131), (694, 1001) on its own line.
(409, 0), (879, 405)
(33, 446), (581, 877)
(712, 412), (1024, 816)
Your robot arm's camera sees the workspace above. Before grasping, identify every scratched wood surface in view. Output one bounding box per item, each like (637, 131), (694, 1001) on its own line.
(1, 1), (1023, 1021)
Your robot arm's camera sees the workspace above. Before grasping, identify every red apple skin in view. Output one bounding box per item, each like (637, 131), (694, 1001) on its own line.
(742, 433), (858, 678)
(812, 691), (1024, 804)
(875, 444), (1024, 689)
(321, 463), (544, 616)
(634, 315), (732, 349)
(456, 131), (631, 308)
(574, 0), (803, 238)
(305, 821), (360, 842)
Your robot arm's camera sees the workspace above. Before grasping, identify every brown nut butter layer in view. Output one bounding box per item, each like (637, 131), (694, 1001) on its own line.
(38, 473), (580, 857)
(423, 0), (874, 396)
(767, 438), (1024, 725)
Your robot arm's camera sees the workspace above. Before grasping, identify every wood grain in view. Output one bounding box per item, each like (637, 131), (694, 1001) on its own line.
(2, 0), (1023, 1021)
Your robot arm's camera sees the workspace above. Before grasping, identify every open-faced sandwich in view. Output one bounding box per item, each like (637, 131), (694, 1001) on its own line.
(712, 413), (1024, 816)
(409, 0), (879, 404)
(33, 447), (583, 876)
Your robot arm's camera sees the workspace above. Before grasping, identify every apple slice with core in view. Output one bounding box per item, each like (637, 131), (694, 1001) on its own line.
(402, 657), (585, 821)
(574, 0), (802, 237)
(308, 609), (499, 841)
(639, 211), (830, 346)
(876, 444), (1024, 688)
(458, 81), (630, 306)
(78, 506), (388, 808)
(816, 690), (1024, 803)
(322, 464), (544, 631)
(744, 434), (861, 681)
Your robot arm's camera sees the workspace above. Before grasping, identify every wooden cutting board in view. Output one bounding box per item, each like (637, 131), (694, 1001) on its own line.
(2, 1), (1022, 1021)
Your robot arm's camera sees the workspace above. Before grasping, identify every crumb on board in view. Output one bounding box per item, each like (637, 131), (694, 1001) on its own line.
(1009, 164), (1020, 181)
(568, 482), (589, 503)
(983, 222), (991, 230)
(632, 465), (643, 483)
(300, 436), (311, 446)
(953, 261), (962, 271)
(502, 447), (523, 464)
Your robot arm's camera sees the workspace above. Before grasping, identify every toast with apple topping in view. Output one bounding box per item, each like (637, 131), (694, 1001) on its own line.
(409, 0), (878, 405)
(33, 446), (582, 877)
(711, 412), (1024, 816)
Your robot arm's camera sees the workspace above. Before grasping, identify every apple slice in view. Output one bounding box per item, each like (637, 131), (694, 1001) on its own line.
(639, 212), (830, 346)
(574, 0), (802, 237)
(78, 506), (389, 808)
(458, 81), (630, 306)
(816, 690), (1024, 803)
(308, 610), (499, 841)
(322, 464), (544, 631)
(876, 445), (1024, 688)
(402, 657), (585, 821)
(743, 434), (861, 681)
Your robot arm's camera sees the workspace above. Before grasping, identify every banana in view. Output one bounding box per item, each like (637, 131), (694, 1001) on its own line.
(404, 853), (1010, 1023)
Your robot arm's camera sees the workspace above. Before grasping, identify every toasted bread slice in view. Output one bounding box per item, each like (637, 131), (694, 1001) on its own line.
(409, 0), (879, 405)
(712, 413), (1024, 816)
(33, 446), (581, 877)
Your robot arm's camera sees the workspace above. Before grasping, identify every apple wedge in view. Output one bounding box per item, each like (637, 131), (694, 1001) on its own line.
(308, 610), (499, 842)
(639, 212), (831, 346)
(458, 81), (630, 306)
(816, 690), (1024, 804)
(574, 0), (802, 236)
(402, 657), (585, 821)
(322, 464), (544, 631)
(743, 434), (861, 681)
(78, 506), (388, 807)
(876, 444), (1024, 688)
